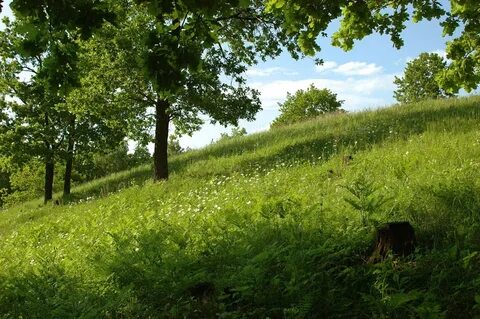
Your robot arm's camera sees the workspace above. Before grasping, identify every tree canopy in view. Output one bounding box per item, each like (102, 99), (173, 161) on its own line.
(394, 52), (455, 104)
(4, 0), (480, 93)
(271, 85), (344, 128)
(0, 1), (121, 203)
(75, 0), (308, 181)
(265, 0), (479, 92)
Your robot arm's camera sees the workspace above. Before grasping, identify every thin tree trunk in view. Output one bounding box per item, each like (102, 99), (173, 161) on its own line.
(44, 112), (54, 204)
(153, 99), (170, 181)
(44, 153), (54, 204)
(63, 115), (75, 197)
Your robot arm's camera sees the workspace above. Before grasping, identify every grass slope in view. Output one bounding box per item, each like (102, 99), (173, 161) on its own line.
(1, 97), (480, 318)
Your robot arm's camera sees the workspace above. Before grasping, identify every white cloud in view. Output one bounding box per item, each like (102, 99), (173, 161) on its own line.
(315, 60), (383, 76)
(315, 61), (338, 73)
(251, 74), (396, 111)
(333, 61), (383, 76)
(245, 67), (295, 77)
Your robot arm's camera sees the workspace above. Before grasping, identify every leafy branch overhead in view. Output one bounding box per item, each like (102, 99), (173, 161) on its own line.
(264, 0), (479, 92)
(123, 0), (480, 99)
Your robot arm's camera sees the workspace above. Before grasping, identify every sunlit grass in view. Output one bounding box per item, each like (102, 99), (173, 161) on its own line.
(0, 96), (479, 318)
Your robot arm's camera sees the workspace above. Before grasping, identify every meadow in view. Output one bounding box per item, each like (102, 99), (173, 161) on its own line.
(1, 96), (480, 318)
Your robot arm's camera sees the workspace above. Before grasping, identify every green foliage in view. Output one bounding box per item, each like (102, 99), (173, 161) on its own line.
(218, 126), (248, 142)
(0, 167), (10, 207)
(3, 159), (45, 206)
(271, 85), (344, 128)
(394, 52), (454, 104)
(266, 0), (479, 92)
(9, 0), (113, 39)
(0, 97), (480, 317)
(131, 144), (152, 167)
(76, 141), (151, 182)
(168, 134), (184, 156)
(440, 0), (480, 93)
(0, 2), (123, 202)
(342, 173), (390, 227)
(88, 142), (132, 180)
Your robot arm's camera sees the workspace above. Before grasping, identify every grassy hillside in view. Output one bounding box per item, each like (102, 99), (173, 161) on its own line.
(1, 96), (480, 318)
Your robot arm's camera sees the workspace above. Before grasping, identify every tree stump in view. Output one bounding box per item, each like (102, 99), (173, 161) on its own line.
(188, 282), (215, 304)
(369, 222), (416, 263)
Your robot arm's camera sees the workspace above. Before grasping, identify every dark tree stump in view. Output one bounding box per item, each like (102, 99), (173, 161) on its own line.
(369, 222), (416, 263)
(186, 281), (217, 316)
(188, 282), (215, 303)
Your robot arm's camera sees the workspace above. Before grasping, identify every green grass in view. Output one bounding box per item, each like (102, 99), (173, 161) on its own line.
(1, 96), (480, 318)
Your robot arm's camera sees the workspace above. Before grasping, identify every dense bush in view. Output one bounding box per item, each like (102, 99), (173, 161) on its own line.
(271, 85), (344, 128)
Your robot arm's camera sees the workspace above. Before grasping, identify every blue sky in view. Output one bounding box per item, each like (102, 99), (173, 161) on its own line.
(183, 17), (454, 148)
(0, 1), (466, 149)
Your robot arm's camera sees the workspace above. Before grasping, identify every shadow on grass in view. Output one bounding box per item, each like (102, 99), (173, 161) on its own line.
(0, 265), (123, 319)
(1, 179), (479, 318)
(105, 208), (373, 318)
(62, 165), (153, 204)
(176, 100), (480, 177)
(102, 199), (480, 318)
(408, 176), (480, 250)
(61, 98), (480, 205)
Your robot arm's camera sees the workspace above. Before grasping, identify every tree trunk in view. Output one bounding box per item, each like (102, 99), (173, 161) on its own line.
(63, 115), (76, 197)
(44, 154), (54, 204)
(153, 99), (170, 181)
(44, 112), (54, 204)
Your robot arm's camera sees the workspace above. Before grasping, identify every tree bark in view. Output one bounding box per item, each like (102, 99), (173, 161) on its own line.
(369, 222), (416, 263)
(63, 115), (76, 197)
(153, 99), (170, 181)
(44, 112), (54, 204)
(44, 153), (54, 204)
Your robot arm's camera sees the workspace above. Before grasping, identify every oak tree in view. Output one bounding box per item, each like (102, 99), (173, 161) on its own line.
(82, 1), (279, 181)
(0, 18), (72, 203)
(0, 0), (114, 202)
(394, 52), (454, 104)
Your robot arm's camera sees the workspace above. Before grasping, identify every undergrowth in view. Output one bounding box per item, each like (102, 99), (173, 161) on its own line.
(0, 96), (480, 318)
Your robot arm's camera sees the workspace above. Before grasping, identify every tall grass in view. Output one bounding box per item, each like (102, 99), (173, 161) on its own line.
(0, 96), (480, 318)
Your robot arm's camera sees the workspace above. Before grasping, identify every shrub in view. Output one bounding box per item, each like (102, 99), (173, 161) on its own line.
(271, 84), (344, 128)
